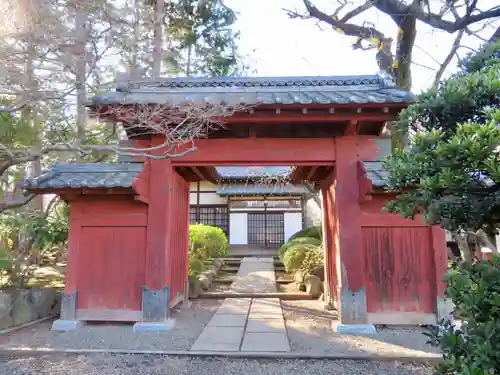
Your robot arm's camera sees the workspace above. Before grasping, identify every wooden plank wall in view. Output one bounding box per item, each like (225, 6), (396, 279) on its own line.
(361, 197), (437, 314)
(71, 197), (148, 320)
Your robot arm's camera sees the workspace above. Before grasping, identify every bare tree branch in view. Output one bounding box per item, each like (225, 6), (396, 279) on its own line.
(373, 0), (500, 33)
(0, 192), (36, 212)
(340, 1), (374, 22)
(433, 28), (466, 88)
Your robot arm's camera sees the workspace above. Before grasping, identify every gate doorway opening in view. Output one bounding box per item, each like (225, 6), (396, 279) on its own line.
(186, 165), (317, 250)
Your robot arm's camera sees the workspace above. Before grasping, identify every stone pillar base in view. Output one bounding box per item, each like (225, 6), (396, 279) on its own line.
(332, 322), (377, 337)
(133, 319), (176, 332)
(51, 319), (84, 332)
(437, 296), (455, 322)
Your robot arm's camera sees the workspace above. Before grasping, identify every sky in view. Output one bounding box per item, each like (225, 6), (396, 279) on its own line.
(224, 0), (498, 93)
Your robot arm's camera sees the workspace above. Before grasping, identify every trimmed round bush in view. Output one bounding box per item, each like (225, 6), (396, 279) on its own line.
(288, 226), (322, 242)
(279, 236), (322, 261)
(189, 224), (228, 259)
(282, 243), (320, 273)
(300, 247), (324, 276)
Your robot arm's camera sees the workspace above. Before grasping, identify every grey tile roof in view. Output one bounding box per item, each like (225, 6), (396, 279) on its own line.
(18, 163), (144, 190)
(88, 73), (416, 106)
(217, 183), (307, 196)
(362, 161), (389, 187)
(216, 166), (292, 179)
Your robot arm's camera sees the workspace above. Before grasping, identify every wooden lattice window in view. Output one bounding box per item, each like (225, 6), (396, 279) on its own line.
(190, 205), (229, 235)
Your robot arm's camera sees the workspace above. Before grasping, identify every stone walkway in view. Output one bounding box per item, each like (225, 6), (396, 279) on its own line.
(190, 258), (290, 352)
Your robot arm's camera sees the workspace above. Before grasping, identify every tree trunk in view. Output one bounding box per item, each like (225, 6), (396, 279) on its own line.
(24, 34), (44, 212)
(130, 0), (141, 81)
(75, 7), (88, 152)
(393, 15), (416, 91)
(152, 0), (165, 78)
(186, 44), (192, 76)
(390, 14), (417, 150)
(452, 232), (474, 264)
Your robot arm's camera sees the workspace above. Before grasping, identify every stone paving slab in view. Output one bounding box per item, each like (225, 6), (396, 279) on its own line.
(246, 318), (286, 333)
(241, 332), (291, 352)
(208, 314), (247, 327)
(191, 326), (244, 347)
(248, 311), (284, 319)
(190, 257), (290, 353)
(190, 342), (240, 352)
(230, 257), (277, 293)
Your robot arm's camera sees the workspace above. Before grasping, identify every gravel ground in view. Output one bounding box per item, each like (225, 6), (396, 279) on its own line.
(281, 300), (439, 358)
(0, 354), (435, 375)
(1, 298), (440, 360)
(0, 299), (221, 351)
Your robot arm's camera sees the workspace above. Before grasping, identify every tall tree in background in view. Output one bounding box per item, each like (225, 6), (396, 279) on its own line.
(165, 0), (246, 76)
(286, 1), (499, 147)
(286, 0), (499, 91)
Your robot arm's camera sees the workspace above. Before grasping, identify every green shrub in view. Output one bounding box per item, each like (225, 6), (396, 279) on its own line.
(288, 226), (322, 242)
(425, 256), (500, 374)
(189, 224), (228, 259)
(188, 257), (205, 277)
(282, 244), (320, 273)
(300, 247), (324, 276)
(279, 237), (322, 261)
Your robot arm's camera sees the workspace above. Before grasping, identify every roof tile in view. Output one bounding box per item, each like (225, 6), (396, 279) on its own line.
(18, 163), (143, 190)
(88, 73), (416, 106)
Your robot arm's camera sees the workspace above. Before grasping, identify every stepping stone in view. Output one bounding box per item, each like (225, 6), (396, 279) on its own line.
(241, 332), (290, 352)
(217, 300), (251, 315)
(191, 326), (245, 351)
(246, 318), (286, 333)
(191, 342), (240, 352)
(208, 314), (247, 327)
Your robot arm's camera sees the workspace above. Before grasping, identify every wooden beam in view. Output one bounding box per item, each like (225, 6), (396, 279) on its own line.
(227, 113), (395, 123)
(169, 137), (337, 165)
(305, 166), (318, 181)
(191, 166), (206, 181)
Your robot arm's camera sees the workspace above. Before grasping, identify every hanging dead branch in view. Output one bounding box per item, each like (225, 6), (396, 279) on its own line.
(0, 100), (249, 212)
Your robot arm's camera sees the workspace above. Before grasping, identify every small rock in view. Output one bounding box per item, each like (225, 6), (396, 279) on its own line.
(11, 289), (38, 326)
(305, 275), (322, 298)
(29, 288), (58, 318)
(0, 291), (13, 330)
(310, 266), (325, 281)
(204, 269), (217, 280)
(294, 270), (304, 286)
(198, 275), (211, 291)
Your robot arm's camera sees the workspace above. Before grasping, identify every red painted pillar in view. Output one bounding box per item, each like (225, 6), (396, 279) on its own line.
(321, 175), (338, 309)
(333, 136), (367, 324)
(142, 136), (176, 321)
(432, 226), (453, 321)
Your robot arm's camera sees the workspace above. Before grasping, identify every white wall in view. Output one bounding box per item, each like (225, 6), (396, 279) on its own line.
(284, 212), (303, 242)
(230, 213), (248, 245)
(189, 181), (228, 205)
(199, 193), (227, 205)
(305, 197), (322, 227)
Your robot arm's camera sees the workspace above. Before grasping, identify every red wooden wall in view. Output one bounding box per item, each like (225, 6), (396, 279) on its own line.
(361, 196), (437, 315)
(67, 197), (148, 321)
